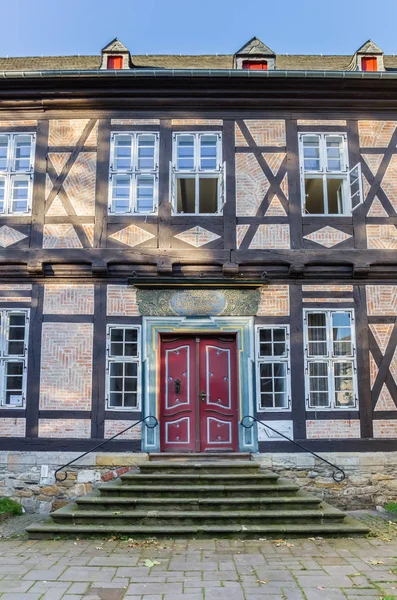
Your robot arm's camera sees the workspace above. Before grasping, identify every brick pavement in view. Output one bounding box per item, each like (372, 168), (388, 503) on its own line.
(0, 534), (394, 599)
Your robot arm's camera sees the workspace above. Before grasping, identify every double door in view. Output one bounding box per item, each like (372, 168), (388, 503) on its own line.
(159, 335), (239, 452)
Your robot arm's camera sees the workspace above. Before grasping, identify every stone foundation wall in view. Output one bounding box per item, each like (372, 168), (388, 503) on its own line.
(0, 451), (396, 513)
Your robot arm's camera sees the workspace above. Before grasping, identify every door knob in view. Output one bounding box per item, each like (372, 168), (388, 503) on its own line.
(200, 390), (207, 402)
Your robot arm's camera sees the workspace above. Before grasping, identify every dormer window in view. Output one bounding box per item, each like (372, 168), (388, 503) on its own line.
(107, 56), (123, 70)
(361, 56), (377, 71)
(242, 60), (268, 70)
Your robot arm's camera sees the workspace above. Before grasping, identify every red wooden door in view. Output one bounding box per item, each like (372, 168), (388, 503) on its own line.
(159, 335), (238, 452)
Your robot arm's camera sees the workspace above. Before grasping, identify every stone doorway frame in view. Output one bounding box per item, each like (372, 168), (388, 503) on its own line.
(142, 316), (257, 453)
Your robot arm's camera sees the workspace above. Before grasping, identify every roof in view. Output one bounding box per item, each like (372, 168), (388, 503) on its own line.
(235, 37), (275, 56)
(356, 39), (384, 54)
(0, 53), (397, 72)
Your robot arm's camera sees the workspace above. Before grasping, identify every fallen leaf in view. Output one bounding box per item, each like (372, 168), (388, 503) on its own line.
(144, 559), (161, 568)
(256, 579), (269, 584)
(366, 559), (385, 565)
(317, 586), (325, 590)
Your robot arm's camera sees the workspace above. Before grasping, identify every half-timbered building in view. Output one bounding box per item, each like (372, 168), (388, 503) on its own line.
(0, 37), (396, 514)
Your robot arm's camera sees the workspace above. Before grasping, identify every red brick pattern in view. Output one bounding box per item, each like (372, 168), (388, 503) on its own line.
(369, 352), (378, 389)
(62, 152), (97, 216)
(264, 195), (287, 216)
(303, 226), (351, 248)
(257, 285), (289, 316)
(306, 420), (361, 439)
(0, 418), (25, 437)
(174, 226), (220, 247)
(366, 286), (397, 316)
(48, 119), (90, 147)
(380, 155), (397, 212)
(358, 121), (397, 147)
(235, 120), (286, 147)
(48, 152), (71, 175)
(303, 298), (353, 304)
(367, 225), (397, 249)
(362, 153), (383, 176)
(107, 285), (139, 316)
(111, 119), (160, 125)
(0, 284), (32, 304)
(248, 224), (290, 249)
(0, 226), (27, 248)
(373, 420), (397, 438)
(39, 323), (93, 410)
(374, 384), (396, 411)
(263, 153), (285, 176)
(367, 197), (389, 217)
(43, 284), (94, 315)
(171, 119), (222, 125)
(104, 420), (142, 440)
(43, 225), (83, 249)
(0, 120), (37, 127)
(38, 419), (91, 438)
(82, 224), (94, 247)
(369, 323), (393, 354)
(302, 285), (353, 292)
(297, 120), (347, 126)
(110, 224), (156, 248)
(236, 153), (270, 216)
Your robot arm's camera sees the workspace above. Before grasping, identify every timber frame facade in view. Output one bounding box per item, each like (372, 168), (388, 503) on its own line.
(0, 37), (397, 454)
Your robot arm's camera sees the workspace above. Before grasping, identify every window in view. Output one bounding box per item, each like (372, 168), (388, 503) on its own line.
(256, 326), (290, 410)
(109, 133), (159, 214)
(361, 56), (377, 71)
(170, 132), (225, 214)
(107, 56), (123, 70)
(0, 134), (35, 214)
(299, 133), (363, 215)
(242, 60), (268, 70)
(106, 325), (140, 410)
(0, 311), (29, 407)
(304, 310), (357, 410)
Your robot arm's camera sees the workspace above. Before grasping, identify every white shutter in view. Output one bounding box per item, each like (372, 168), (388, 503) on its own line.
(219, 161), (226, 213)
(169, 161), (175, 213)
(349, 162), (364, 212)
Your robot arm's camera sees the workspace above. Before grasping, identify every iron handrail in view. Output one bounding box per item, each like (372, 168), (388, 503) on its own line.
(240, 415), (346, 482)
(54, 415), (159, 482)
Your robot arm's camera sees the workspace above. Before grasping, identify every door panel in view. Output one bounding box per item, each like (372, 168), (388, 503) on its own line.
(160, 335), (238, 452)
(160, 337), (196, 452)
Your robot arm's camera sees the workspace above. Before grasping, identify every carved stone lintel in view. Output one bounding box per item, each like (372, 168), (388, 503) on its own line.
(27, 261), (44, 277)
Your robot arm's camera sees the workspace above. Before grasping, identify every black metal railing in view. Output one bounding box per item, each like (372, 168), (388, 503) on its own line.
(240, 415), (346, 482)
(54, 415), (159, 482)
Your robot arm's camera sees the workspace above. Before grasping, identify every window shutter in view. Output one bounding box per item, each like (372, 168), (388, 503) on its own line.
(107, 56), (123, 70)
(349, 163), (364, 212)
(361, 56), (377, 71)
(219, 161), (227, 212)
(169, 161), (175, 213)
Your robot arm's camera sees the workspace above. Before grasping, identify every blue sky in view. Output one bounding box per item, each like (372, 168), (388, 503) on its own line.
(1, 0), (397, 57)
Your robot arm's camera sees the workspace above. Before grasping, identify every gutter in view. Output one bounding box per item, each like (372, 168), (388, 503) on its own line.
(0, 69), (397, 80)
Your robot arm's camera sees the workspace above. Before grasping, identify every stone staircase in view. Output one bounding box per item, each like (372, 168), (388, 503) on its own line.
(27, 457), (368, 539)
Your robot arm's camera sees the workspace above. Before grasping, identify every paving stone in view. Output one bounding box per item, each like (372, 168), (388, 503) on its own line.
(127, 582), (183, 594)
(87, 588), (126, 599)
(23, 566), (67, 580)
(59, 567), (117, 582)
(69, 583), (90, 594)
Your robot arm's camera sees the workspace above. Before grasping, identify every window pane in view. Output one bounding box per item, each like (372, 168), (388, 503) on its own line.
(326, 136), (344, 172)
(307, 313), (327, 356)
(327, 178), (347, 214)
(273, 329), (286, 342)
(200, 135), (218, 170)
(109, 393), (123, 407)
(124, 393), (138, 408)
(0, 177), (4, 213)
(7, 313), (26, 356)
(110, 377), (123, 391)
(177, 135), (195, 170)
(125, 362), (138, 377)
(176, 177), (195, 213)
(137, 134), (156, 170)
(332, 313), (352, 356)
(125, 329), (138, 343)
(334, 361), (355, 407)
(304, 177), (324, 214)
(199, 177), (218, 213)
(273, 363), (287, 378)
(110, 362), (123, 377)
(125, 343), (138, 357)
(260, 363), (272, 378)
(260, 343), (272, 356)
(303, 136), (321, 171)
(260, 329), (272, 342)
(114, 135), (132, 170)
(136, 175), (154, 213)
(112, 175), (131, 213)
(274, 394), (288, 408)
(308, 362), (329, 408)
(14, 136), (32, 171)
(0, 136), (8, 170)
(260, 393), (273, 408)
(11, 177), (29, 213)
(4, 361), (24, 406)
(274, 343), (287, 357)
(110, 329), (123, 342)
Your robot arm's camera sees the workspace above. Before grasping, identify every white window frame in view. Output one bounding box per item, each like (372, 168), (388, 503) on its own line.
(303, 309), (358, 410)
(0, 133), (35, 215)
(0, 310), (29, 408)
(255, 325), (291, 412)
(108, 132), (159, 215)
(299, 132), (362, 216)
(106, 324), (141, 411)
(170, 131), (226, 215)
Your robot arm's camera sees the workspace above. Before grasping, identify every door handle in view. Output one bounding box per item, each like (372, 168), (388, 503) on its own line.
(174, 379), (181, 394)
(200, 390), (207, 402)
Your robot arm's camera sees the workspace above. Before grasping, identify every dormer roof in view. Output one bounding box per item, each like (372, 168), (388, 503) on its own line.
(100, 38), (132, 69)
(235, 37), (275, 57)
(101, 38), (130, 54)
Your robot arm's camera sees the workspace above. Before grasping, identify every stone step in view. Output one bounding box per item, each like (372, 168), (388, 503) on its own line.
(76, 493), (322, 512)
(138, 461), (260, 475)
(98, 481), (301, 498)
(119, 472), (279, 486)
(26, 517), (369, 540)
(50, 503), (346, 526)
(149, 453), (252, 462)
